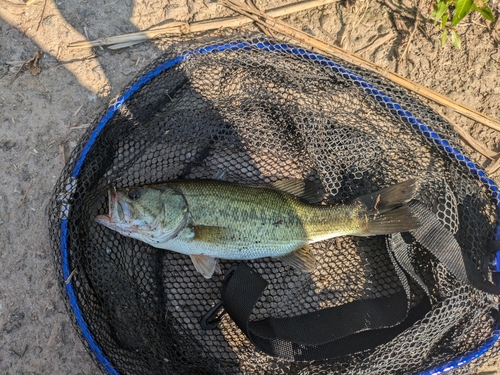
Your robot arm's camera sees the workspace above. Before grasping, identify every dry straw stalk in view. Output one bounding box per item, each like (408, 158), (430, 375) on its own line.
(68, 0), (340, 49)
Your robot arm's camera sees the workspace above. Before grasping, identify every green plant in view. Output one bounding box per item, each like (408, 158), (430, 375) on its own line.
(430, 0), (495, 49)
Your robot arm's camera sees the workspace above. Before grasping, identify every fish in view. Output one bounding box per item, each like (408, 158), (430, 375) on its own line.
(95, 178), (421, 278)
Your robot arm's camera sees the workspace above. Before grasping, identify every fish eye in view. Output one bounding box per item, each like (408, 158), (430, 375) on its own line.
(128, 189), (140, 201)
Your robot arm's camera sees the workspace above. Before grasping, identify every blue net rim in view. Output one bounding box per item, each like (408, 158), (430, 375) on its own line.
(59, 39), (500, 375)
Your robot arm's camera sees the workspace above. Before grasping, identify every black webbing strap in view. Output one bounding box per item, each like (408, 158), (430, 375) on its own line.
(220, 263), (430, 361)
(390, 232), (430, 297)
(409, 201), (500, 295)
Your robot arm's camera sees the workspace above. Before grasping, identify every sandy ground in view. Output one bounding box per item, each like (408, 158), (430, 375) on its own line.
(1, 0), (500, 373)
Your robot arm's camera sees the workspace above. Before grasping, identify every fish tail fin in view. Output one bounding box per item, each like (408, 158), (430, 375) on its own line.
(361, 205), (421, 236)
(355, 180), (421, 235)
(354, 179), (416, 213)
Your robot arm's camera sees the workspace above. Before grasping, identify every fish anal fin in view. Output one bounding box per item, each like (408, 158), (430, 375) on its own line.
(278, 245), (316, 273)
(271, 179), (323, 204)
(190, 254), (219, 279)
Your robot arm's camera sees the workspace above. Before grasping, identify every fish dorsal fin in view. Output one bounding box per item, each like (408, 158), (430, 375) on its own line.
(193, 225), (230, 243)
(278, 245), (316, 273)
(271, 179), (323, 204)
(190, 254), (220, 279)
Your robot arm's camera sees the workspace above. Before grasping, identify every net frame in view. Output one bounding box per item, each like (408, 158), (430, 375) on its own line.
(48, 36), (500, 375)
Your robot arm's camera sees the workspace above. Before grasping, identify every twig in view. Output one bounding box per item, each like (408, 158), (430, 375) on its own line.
(354, 32), (395, 55)
(59, 143), (66, 166)
(36, 0), (47, 31)
(486, 157), (500, 174)
(491, 11), (500, 34)
(68, 0), (340, 49)
(437, 113), (498, 160)
(5, 60), (25, 66)
(68, 123), (91, 130)
(72, 103), (84, 117)
(353, 1), (369, 29)
(376, 0), (414, 20)
(105, 0), (121, 6)
(378, 0), (397, 12)
(490, 9), (500, 45)
(83, 25), (90, 40)
(65, 268), (78, 284)
(399, 8), (420, 63)
(456, 21), (488, 29)
(246, 0), (277, 39)
(20, 180), (34, 203)
(319, 26), (338, 43)
(0, 0), (27, 8)
(8, 63), (26, 85)
(220, 0), (500, 134)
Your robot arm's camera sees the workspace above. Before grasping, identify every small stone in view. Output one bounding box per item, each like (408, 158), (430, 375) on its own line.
(34, 346), (43, 355)
(0, 140), (16, 151)
(3, 307), (25, 333)
(10, 344), (27, 358)
(46, 323), (63, 350)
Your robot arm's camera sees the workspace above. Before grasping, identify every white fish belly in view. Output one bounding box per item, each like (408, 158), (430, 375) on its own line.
(154, 234), (305, 260)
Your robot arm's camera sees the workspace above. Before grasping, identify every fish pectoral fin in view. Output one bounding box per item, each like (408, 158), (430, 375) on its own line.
(270, 179), (323, 204)
(193, 225), (230, 243)
(190, 254), (219, 279)
(278, 245), (316, 273)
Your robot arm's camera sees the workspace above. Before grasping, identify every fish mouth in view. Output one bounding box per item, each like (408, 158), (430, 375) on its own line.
(95, 189), (137, 233)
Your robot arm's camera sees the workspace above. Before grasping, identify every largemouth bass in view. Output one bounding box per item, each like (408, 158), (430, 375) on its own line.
(96, 179), (420, 278)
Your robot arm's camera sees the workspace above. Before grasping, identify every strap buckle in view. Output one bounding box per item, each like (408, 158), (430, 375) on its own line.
(200, 265), (238, 330)
(200, 300), (225, 330)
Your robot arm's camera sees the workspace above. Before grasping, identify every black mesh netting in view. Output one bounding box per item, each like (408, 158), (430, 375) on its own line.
(48, 36), (500, 374)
